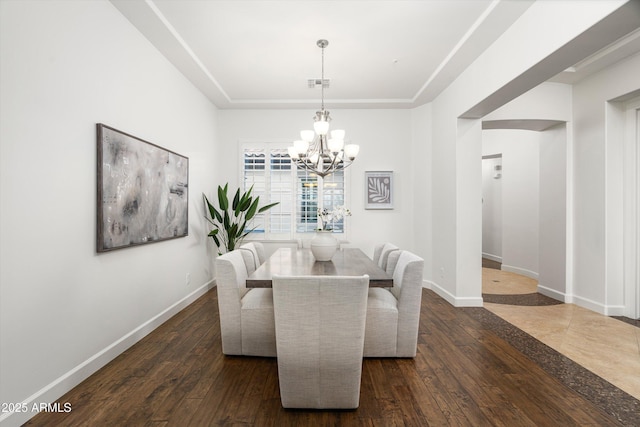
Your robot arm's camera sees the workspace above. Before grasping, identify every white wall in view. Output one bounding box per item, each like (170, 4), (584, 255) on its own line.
(538, 124), (567, 299)
(485, 82), (573, 122)
(216, 109), (415, 259)
(483, 130), (540, 279)
(572, 53), (640, 314)
(0, 1), (218, 425)
(411, 103), (433, 283)
(482, 156), (502, 261)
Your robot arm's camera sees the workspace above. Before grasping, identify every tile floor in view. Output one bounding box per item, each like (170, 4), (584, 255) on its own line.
(482, 267), (640, 400)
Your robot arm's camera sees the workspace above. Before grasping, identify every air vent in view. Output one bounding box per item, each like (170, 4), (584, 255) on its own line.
(307, 78), (330, 89)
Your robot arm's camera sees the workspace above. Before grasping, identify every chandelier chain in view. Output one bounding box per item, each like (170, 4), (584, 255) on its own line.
(321, 42), (325, 110)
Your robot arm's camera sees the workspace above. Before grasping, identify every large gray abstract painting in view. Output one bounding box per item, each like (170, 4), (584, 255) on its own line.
(97, 124), (188, 252)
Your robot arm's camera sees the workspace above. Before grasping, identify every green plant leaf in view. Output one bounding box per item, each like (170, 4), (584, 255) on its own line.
(232, 188), (240, 213)
(218, 185), (228, 211)
(223, 211), (230, 230)
(238, 195), (252, 212)
(229, 223), (238, 240)
(258, 201), (280, 213)
(237, 191), (249, 214)
(245, 197), (261, 220)
(239, 225), (258, 239)
(203, 194), (222, 223)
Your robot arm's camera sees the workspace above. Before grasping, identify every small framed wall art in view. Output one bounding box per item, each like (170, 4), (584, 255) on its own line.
(96, 124), (189, 252)
(365, 171), (393, 210)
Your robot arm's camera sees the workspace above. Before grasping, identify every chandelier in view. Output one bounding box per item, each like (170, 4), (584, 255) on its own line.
(287, 39), (359, 178)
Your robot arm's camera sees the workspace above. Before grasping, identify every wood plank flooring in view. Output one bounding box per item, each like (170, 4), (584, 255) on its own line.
(25, 288), (635, 426)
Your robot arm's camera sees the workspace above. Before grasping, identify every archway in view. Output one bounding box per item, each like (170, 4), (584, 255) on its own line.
(480, 120), (567, 303)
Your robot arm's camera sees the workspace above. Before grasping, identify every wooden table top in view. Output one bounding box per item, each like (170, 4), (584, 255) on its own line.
(246, 247), (393, 288)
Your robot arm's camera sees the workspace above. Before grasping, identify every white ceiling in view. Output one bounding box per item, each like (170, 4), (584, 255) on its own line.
(111, 0), (640, 110)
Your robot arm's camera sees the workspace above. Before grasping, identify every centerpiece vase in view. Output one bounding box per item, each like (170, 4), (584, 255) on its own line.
(310, 230), (338, 261)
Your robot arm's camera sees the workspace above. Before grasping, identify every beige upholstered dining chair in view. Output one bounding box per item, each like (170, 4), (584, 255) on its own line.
(272, 275), (369, 409)
(385, 250), (402, 276)
(372, 242), (400, 271)
(364, 250), (424, 357)
(215, 250), (276, 356)
(239, 241), (266, 275)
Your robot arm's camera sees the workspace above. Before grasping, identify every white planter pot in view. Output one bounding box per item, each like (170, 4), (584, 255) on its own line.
(310, 230), (338, 261)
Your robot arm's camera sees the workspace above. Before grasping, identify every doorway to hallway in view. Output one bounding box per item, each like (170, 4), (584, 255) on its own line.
(481, 123), (568, 304)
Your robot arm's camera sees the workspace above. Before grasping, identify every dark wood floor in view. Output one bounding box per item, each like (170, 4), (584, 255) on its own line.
(26, 288), (629, 426)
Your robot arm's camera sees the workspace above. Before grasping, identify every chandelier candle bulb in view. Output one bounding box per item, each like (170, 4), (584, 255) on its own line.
(328, 138), (344, 153)
(314, 120), (329, 136)
(294, 140), (309, 155)
(344, 144), (360, 160)
(287, 146), (299, 159)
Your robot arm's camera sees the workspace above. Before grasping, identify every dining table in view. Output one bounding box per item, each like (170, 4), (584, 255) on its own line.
(246, 247), (393, 288)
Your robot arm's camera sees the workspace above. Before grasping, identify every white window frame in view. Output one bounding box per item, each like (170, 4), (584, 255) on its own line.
(239, 140), (351, 242)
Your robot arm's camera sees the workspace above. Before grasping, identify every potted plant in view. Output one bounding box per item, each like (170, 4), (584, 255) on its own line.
(203, 184), (278, 255)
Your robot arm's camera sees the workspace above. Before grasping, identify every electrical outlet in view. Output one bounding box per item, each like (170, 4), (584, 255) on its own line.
(439, 267), (445, 278)
(186, 273), (191, 286)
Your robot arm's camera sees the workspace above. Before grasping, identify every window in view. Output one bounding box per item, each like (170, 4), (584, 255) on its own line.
(241, 143), (347, 239)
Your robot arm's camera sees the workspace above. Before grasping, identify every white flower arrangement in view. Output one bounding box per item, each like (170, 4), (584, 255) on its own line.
(317, 205), (352, 231)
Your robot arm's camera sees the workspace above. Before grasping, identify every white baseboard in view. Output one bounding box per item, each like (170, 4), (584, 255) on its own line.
(537, 285), (626, 316)
(429, 280), (483, 307)
(0, 280), (215, 427)
(569, 294), (625, 316)
(501, 264), (539, 280)
(481, 252), (502, 263)
(603, 305), (626, 316)
(536, 284), (566, 303)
